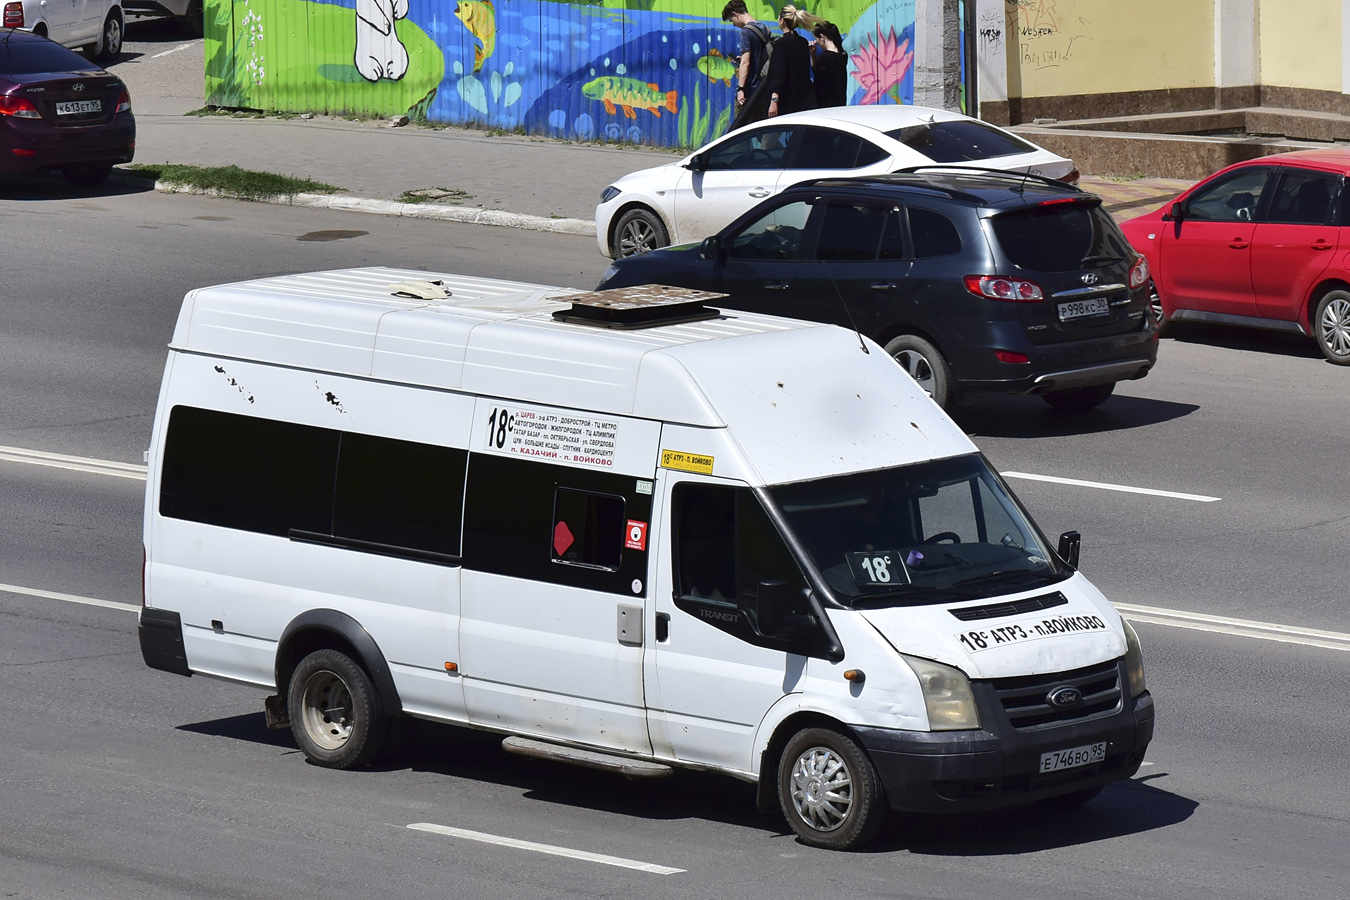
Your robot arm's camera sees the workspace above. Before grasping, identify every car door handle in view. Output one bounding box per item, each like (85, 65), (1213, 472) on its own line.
(1312, 240), (1334, 251)
(1228, 240), (1249, 249)
(764, 282), (790, 290)
(870, 282), (896, 291)
(748, 188), (771, 198)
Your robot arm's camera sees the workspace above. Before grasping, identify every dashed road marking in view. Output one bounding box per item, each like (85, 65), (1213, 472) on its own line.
(0, 582), (139, 612)
(1001, 471), (1221, 503)
(1119, 603), (1350, 653)
(407, 823), (685, 874)
(0, 445), (147, 481)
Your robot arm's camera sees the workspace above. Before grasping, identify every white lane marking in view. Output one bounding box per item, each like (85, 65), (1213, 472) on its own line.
(407, 823), (685, 875)
(1001, 471), (1220, 503)
(0, 582), (139, 612)
(1118, 603), (1350, 653)
(0, 445), (147, 481)
(151, 41), (200, 59)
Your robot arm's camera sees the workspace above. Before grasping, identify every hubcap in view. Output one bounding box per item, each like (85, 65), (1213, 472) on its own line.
(892, 349), (935, 397)
(300, 670), (354, 751)
(1321, 296), (1350, 358)
(789, 746), (853, 832)
(618, 220), (656, 257)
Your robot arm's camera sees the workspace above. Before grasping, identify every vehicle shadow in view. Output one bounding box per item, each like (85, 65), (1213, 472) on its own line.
(0, 172), (154, 201)
(122, 16), (193, 45)
(952, 393), (1200, 439)
(1162, 322), (1322, 360)
(181, 713), (1195, 851)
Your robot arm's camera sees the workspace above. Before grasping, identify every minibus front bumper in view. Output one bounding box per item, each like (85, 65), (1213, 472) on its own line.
(853, 691), (1154, 812)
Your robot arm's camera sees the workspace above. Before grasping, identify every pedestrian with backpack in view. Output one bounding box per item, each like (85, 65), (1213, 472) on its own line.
(723, 0), (775, 130)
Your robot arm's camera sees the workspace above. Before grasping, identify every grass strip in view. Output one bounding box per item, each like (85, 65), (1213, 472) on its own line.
(121, 164), (342, 200)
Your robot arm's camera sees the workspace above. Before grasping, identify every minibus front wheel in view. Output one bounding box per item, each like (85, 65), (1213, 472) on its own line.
(289, 648), (387, 769)
(778, 727), (887, 850)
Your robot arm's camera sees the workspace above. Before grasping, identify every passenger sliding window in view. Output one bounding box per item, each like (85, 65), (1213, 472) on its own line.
(551, 488), (625, 571)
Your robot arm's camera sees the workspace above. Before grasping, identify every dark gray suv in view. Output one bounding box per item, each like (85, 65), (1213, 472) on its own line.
(596, 169), (1159, 411)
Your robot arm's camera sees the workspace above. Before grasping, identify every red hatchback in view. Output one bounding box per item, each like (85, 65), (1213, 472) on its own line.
(1120, 149), (1350, 364)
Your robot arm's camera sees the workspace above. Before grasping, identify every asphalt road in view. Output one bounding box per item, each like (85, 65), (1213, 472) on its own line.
(2, 188), (1348, 899)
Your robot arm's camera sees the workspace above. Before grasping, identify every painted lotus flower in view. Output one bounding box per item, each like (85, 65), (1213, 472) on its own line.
(850, 28), (914, 105)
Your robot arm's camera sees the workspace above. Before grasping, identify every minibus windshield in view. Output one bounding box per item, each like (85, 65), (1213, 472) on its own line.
(769, 454), (1067, 608)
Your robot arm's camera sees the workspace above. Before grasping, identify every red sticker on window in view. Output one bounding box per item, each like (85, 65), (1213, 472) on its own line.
(553, 521), (575, 556)
(625, 520), (648, 551)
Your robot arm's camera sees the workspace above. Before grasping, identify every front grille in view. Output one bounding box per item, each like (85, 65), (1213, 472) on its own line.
(949, 591), (1068, 621)
(989, 659), (1122, 730)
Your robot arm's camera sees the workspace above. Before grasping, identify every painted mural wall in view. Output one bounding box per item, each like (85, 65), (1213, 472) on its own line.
(204, 0), (946, 147)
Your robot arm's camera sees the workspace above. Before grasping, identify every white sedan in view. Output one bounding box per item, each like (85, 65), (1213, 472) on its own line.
(595, 105), (1077, 258)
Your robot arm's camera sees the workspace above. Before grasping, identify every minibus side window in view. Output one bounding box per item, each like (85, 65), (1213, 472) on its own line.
(551, 488), (625, 572)
(333, 433), (467, 557)
(672, 482), (817, 654)
(160, 406), (338, 537)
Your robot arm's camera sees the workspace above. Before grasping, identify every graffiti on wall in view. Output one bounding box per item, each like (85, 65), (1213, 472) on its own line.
(206, 0), (952, 148)
(1005, 0), (1091, 71)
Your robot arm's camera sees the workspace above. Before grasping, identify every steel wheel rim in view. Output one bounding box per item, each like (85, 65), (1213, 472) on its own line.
(893, 349), (935, 396)
(618, 220), (656, 257)
(1320, 296), (1350, 358)
(789, 746), (853, 832)
(300, 670), (354, 751)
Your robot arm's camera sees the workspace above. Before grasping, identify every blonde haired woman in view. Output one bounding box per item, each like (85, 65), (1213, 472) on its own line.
(765, 4), (820, 117)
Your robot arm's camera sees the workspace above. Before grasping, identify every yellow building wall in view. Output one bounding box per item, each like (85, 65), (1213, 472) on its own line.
(1008, 0), (1215, 99)
(1258, 0), (1341, 91)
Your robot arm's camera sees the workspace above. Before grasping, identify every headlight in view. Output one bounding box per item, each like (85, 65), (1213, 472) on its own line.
(1122, 618), (1147, 697)
(903, 654), (980, 731)
(598, 264), (620, 287)
(600, 185), (621, 203)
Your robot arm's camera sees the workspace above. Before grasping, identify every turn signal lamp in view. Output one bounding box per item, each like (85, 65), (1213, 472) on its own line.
(903, 654), (980, 730)
(843, 669), (865, 683)
(964, 275), (1043, 302)
(1128, 255), (1150, 289)
(1123, 620), (1147, 697)
(3, 3), (22, 27)
(115, 90), (131, 114)
(444, 661), (458, 673)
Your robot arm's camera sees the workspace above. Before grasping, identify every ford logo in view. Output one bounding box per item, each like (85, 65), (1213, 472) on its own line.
(1047, 686), (1082, 708)
(1081, 272), (1099, 285)
(72, 83), (85, 92)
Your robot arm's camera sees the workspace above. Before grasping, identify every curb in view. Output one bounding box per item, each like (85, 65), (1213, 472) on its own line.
(146, 180), (598, 237)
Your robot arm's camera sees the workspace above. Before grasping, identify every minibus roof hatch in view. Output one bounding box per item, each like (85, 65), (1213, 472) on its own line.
(551, 285), (725, 330)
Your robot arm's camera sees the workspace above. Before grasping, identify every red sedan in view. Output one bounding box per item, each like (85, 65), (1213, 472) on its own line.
(1120, 149), (1350, 364)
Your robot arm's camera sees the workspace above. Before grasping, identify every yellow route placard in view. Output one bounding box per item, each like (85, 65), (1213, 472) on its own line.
(660, 449), (714, 475)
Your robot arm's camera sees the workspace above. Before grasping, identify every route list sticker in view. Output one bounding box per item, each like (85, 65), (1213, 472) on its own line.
(485, 404), (621, 469)
(660, 449), (714, 475)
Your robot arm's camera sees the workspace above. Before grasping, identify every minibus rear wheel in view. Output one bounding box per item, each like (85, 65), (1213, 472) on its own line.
(289, 648), (386, 769)
(778, 727), (886, 850)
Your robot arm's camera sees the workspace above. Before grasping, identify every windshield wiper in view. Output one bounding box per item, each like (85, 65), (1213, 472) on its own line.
(950, 569), (1051, 591)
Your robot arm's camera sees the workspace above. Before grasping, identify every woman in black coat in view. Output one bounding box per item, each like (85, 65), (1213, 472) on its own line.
(765, 5), (818, 117)
(812, 20), (848, 108)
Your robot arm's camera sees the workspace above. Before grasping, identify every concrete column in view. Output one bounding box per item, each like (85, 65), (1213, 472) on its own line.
(1214, 0), (1259, 107)
(913, 0), (962, 110)
(973, 0), (1008, 119)
(1342, 0), (1350, 95)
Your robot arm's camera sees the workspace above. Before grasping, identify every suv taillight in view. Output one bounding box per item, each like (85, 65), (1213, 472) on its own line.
(115, 90), (131, 114)
(0, 94), (40, 118)
(1129, 255), (1150, 288)
(964, 275), (1043, 302)
(3, 2), (22, 27)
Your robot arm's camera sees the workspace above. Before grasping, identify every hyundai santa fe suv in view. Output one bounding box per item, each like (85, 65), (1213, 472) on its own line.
(597, 169), (1159, 411)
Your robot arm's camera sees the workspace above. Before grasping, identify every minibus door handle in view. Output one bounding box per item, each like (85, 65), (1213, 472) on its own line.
(656, 613), (670, 643)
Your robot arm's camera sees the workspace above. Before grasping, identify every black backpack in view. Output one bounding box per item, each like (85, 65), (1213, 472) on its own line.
(747, 22), (777, 80)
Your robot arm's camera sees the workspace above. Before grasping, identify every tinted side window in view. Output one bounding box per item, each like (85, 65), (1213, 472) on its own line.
(551, 488), (625, 571)
(463, 454), (652, 596)
(333, 433), (466, 556)
(792, 127), (864, 169)
(1184, 169), (1269, 222)
(704, 127), (795, 170)
(885, 120), (1037, 162)
(814, 203), (888, 260)
(160, 406), (339, 536)
(728, 200), (812, 261)
(672, 483), (817, 653)
(908, 207), (962, 258)
(1266, 168), (1339, 225)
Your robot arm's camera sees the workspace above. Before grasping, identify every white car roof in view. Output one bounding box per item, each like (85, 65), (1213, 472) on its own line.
(170, 267), (973, 484)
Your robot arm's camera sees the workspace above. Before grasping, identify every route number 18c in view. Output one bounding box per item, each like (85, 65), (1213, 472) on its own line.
(486, 407), (514, 449)
(847, 550), (911, 587)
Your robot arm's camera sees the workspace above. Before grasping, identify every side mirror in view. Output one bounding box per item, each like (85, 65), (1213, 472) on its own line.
(684, 153), (706, 172)
(751, 579), (793, 636)
(1169, 202), (1186, 221)
(1057, 531), (1081, 569)
(700, 235), (724, 260)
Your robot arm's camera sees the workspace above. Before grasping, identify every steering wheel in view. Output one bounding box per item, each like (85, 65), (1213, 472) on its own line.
(922, 531), (962, 544)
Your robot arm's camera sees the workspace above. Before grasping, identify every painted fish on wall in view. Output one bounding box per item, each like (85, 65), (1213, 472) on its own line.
(454, 0), (496, 73)
(696, 48), (737, 86)
(582, 76), (679, 119)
